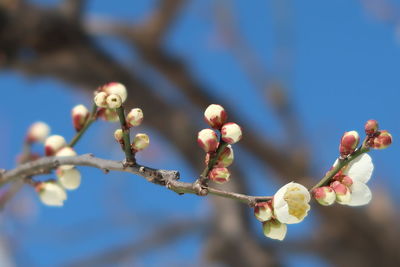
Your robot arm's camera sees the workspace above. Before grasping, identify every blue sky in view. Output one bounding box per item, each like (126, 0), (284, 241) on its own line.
(0, 0), (399, 266)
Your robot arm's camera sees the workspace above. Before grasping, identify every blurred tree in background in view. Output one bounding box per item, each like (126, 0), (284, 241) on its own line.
(0, 0), (399, 266)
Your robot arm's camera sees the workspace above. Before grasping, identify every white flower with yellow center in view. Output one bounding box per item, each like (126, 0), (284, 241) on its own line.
(273, 182), (311, 224)
(334, 153), (374, 206)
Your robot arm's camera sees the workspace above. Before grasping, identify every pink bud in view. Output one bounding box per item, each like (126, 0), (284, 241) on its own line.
(131, 133), (150, 152)
(114, 129), (124, 143)
(339, 130), (360, 157)
(221, 123), (242, 144)
(364, 119), (379, 136)
(204, 104), (227, 129)
(205, 145), (234, 167)
(126, 108), (144, 127)
(330, 181), (351, 204)
(197, 129), (218, 152)
(71, 104), (90, 132)
(254, 202), (273, 222)
(97, 108), (119, 122)
(106, 94), (122, 109)
(371, 130), (392, 150)
(208, 167), (230, 184)
(100, 82), (127, 103)
(44, 135), (66, 156)
(26, 122), (50, 143)
(312, 186), (336, 206)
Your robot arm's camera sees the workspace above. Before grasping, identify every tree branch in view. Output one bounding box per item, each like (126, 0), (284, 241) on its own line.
(0, 154), (271, 206)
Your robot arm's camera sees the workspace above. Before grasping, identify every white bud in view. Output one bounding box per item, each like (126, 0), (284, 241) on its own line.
(114, 129), (124, 143)
(71, 104), (90, 131)
(221, 123), (242, 144)
(37, 182), (67, 207)
(44, 135), (66, 156)
(197, 129), (218, 152)
(94, 92), (108, 108)
(102, 82), (127, 103)
(57, 168), (81, 190)
(204, 104), (227, 129)
(126, 108), (144, 127)
(55, 147), (77, 170)
(131, 133), (150, 152)
(262, 220), (287, 241)
(106, 94), (122, 109)
(26, 121), (50, 143)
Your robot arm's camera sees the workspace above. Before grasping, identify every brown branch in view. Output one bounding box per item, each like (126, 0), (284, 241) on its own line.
(0, 154), (271, 206)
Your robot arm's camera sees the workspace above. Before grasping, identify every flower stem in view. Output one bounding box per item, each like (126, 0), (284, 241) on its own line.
(198, 140), (229, 184)
(310, 145), (370, 191)
(116, 106), (135, 164)
(69, 104), (98, 148)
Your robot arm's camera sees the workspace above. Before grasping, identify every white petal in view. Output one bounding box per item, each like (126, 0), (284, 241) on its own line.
(262, 221), (287, 241)
(347, 181), (372, 206)
(343, 154), (374, 183)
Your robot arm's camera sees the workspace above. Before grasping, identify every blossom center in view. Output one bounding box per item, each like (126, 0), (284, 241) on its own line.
(284, 187), (310, 220)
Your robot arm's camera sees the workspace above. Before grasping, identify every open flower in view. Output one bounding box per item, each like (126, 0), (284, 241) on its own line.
(334, 154), (374, 206)
(273, 182), (311, 224)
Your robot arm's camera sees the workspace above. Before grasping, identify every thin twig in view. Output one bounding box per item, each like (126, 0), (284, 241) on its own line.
(116, 106), (135, 164)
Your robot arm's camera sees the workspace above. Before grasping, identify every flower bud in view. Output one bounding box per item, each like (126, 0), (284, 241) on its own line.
(312, 186), (336, 206)
(221, 123), (242, 144)
(371, 130), (392, 149)
(197, 129), (218, 152)
(101, 82), (127, 103)
(330, 181), (351, 204)
(36, 182), (67, 207)
(205, 145), (234, 167)
(114, 129), (124, 143)
(26, 121), (50, 143)
(254, 202), (273, 222)
(262, 220), (287, 241)
(71, 104), (90, 132)
(131, 133), (150, 152)
(55, 147), (77, 170)
(106, 94), (122, 109)
(204, 104), (227, 129)
(44, 135), (66, 156)
(94, 92), (108, 108)
(97, 108), (119, 122)
(126, 108), (144, 127)
(208, 167), (230, 184)
(339, 130), (360, 157)
(364, 119), (379, 135)
(56, 168), (81, 190)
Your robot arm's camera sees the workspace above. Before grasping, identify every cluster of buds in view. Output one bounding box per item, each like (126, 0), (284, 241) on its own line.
(113, 108), (149, 153)
(254, 182), (311, 240)
(364, 120), (392, 149)
(197, 104), (242, 184)
(94, 82), (127, 109)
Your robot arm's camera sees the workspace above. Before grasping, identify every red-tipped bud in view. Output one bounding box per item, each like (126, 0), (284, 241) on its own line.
(330, 181), (351, 204)
(71, 104), (90, 132)
(97, 108), (119, 122)
(205, 145), (234, 167)
(204, 104), (227, 129)
(312, 186), (336, 206)
(100, 82), (127, 103)
(94, 92), (108, 108)
(114, 129), (124, 143)
(126, 108), (144, 127)
(371, 130), (392, 149)
(221, 123), (242, 144)
(106, 94), (122, 109)
(55, 147), (77, 170)
(131, 133), (150, 152)
(339, 130), (360, 157)
(197, 129), (218, 152)
(26, 121), (50, 143)
(208, 167), (230, 184)
(44, 135), (66, 156)
(254, 202), (273, 222)
(364, 119), (379, 135)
